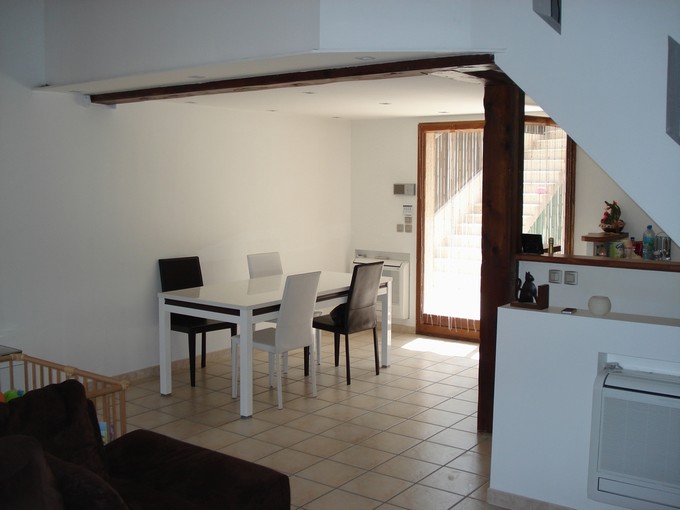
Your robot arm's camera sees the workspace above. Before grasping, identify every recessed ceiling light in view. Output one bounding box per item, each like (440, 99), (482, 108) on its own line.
(355, 56), (376, 61)
(266, 109), (278, 113)
(188, 75), (207, 80)
(379, 102), (392, 106)
(301, 91), (316, 95)
(438, 111), (450, 114)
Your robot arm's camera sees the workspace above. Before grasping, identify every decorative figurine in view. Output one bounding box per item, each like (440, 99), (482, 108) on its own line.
(517, 272), (537, 303)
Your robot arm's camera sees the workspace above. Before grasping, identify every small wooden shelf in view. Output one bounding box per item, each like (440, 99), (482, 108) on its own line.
(580, 232), (629, 243)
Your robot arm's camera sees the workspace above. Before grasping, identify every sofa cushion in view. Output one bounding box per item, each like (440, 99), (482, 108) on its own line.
(106, 429), (290, 510)
(45, 453), (128, 510)
(0, 380), (108, 478)
(0, 434), (65, 509)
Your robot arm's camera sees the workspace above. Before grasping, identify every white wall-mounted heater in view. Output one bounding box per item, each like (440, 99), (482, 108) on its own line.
(589, 363), (680, 509)
(353, 250), (409, 320)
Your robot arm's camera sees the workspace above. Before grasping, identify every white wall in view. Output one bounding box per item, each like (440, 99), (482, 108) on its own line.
(473, 0), (680, 244)
(44, 0), (321, 86)
(0, 2), (351, 376)
(492, 306), (680, 509)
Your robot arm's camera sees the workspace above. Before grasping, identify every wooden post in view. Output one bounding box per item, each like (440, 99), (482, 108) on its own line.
(478, 82), (525, 433)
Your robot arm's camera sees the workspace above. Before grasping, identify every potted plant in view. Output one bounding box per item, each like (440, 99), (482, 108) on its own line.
(600, 200), (625, 233)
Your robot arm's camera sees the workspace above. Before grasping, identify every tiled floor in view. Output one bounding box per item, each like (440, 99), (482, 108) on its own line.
(125, 331), (508, 510)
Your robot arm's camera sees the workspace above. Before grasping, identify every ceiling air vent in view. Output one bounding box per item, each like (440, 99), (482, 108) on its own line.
(533, 0), (561, 34)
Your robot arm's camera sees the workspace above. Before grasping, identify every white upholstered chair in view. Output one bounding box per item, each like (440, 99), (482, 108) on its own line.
(231, 271), (321, 409)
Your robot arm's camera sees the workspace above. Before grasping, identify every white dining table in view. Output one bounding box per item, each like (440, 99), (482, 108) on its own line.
(158, 271), (392, 417)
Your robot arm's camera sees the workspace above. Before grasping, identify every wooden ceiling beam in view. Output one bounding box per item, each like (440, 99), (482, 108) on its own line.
(90, 54), (500, 105)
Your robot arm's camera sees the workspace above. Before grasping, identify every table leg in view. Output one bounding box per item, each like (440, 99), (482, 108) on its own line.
(159, 296), (172, 395)
(380, 279), (392, 368)
(239, 312), (254, 417)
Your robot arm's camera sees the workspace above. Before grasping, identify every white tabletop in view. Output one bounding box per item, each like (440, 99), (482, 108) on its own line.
(159, 271), (385, 309)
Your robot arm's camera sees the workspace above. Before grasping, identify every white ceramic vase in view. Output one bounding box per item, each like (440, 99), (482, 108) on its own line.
(588, 295), (611, 316)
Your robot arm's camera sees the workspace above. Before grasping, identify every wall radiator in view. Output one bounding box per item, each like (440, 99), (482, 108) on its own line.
(589, 363), (680, 509)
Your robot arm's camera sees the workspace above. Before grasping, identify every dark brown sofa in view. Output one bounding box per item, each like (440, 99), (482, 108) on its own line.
(0, 379), (290, 509)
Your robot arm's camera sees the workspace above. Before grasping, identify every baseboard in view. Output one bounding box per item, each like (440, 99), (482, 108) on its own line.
(487, 488), (576, 510)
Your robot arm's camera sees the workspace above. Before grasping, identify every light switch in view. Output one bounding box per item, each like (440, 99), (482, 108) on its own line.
(564, 271), (578, 285)
(549, 269), (562, 284)
(397, 224), (404, 232)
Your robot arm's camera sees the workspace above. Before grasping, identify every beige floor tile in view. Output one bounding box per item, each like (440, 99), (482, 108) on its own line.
(296, 459), (366, 486)
(151, 418), (212, 440)
(359, 431), (421, 454)
(289, 475), (334, 508)
(330, 444), (395, 470)
(373, 455), (440, 483)
(388, 483), (463, 510)
(342, 393), (392, 411)
(341, 471), (413, 501)
(256, 448), (323, 475)
(435, 398), (479, 415)
(402, 441), (466, 466)
(126, 409), (179, 429)
(349, 411), (405, 431)
(219, 417), (277, 437)
(254, 407), (307, 426)
(447, 451), (491, 476)
(217, 437), (281, 462)
(420, 467), (488, 497)
(252, 424), (313, 448)
(387, 418), (444, 440)
(322, 422), (380, 443)
(286, 413), (343, 434)
(188, 407), (241, 427)
(452, 498), (510, 509)
(376, 400), (428, 419)
(183, 427), (245, 450)
(428, 428), (481, 450)
(291, 435), (352, 458)
(315, 402), (369, 421)
(412, 408), (467, 427)
(304, 488), (381, 510)
(398, 391), (448, 408)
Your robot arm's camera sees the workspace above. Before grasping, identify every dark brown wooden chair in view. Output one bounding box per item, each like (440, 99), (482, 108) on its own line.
(158, 256), (237, 387)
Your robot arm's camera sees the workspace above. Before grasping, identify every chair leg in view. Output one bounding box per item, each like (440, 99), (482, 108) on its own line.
(201, 332), (207, 368)
(268, 352), (275, 388)
(372, 327), (380, 376)
(334, 333), (340, 367)
(303, 346), (309, 376)
(310, 342), (317, 398)
(188, 333), (197, 387)
(315, 329), (321, 365)
(276, 352), (283, 409)
(345, 334), (351, 385)
(231, 341), (238, 398)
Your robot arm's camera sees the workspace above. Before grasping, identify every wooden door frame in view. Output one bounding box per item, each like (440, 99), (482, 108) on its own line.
(89, 55), (522, 433)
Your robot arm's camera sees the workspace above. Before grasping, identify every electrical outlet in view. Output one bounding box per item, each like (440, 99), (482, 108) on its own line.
(549, 269), (562, 284)
(564, 271), (578, 285)
(404, 224), (413, 233)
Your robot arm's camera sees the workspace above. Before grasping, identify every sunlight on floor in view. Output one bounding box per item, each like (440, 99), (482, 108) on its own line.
(402, 337), (479, 359)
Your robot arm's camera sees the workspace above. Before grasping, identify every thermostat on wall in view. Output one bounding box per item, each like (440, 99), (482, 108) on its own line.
(394, 183), (416, 196)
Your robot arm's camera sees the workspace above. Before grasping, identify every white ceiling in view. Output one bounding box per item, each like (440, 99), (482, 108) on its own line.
(45, 52), (542, 119)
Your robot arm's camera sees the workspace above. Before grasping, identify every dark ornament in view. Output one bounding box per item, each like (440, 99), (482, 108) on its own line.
(517, 272), (537, 303)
